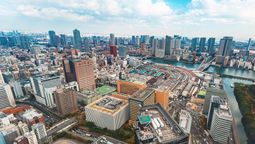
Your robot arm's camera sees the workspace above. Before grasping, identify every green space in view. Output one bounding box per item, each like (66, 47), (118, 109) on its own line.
(83, 121), (135, 143)
(234, 83), (255, 144)
(198, 90), (206, 96)
(96, 85), (116, 95)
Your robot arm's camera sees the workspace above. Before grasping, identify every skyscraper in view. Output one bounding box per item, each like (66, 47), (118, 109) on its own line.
(208, 38), (216, 55)
(191, 38), (198, 52)
(54, 88), (78, 115)
(63, 59), (96, 90)
(218, 37), (233, 56)
(17, 36), (30, 49)
(110, 45), (117, 57)
(165, 35), (172, 55)
(118, 46), (127, 58)
(109, 33), (115, 46)
(199, 37), (206, 52)
(60, 34), (67, 47)
(73, 29), (82, 49)
(210, 103), (233, 144)
(32, 123), (47, 143)
(247, 38), (252, 51)
(0, 83), (16, 110)
(48, 30), (58, 47)
(207, 96), (221, 129)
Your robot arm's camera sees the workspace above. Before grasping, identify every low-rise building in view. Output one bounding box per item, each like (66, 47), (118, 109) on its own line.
(85, 96), (129, 130)
(179, 110), (192, 134)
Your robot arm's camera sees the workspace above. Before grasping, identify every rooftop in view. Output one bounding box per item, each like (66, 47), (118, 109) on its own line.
(124, 74), (151, 85)
(135, 104), (188, 144)
(96, 85), (116, 95)
(131, 88), (155, 101)
(86, 96), (128, 115)
(198, 89), (206, 96)
(21, 109), (43, 120)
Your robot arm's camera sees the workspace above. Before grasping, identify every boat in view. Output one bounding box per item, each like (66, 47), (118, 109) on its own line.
(230, 83), (234, 88)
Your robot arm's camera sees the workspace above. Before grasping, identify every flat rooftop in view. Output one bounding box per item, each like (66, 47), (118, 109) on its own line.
(135, 104), (188, 144)
(96, 85), (116, 95)
(124, 74), (151, 85)
(131, 88), (155, 101)
(86, 96), (128, 115)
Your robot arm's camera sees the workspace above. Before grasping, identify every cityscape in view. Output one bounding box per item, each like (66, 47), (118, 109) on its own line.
(0, 0), (255, 144)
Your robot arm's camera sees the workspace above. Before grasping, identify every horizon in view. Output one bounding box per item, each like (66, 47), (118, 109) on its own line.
(0, 0), (255, 40)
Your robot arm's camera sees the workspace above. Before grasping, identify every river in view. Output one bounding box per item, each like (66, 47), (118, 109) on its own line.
(146, 57), (255, 143)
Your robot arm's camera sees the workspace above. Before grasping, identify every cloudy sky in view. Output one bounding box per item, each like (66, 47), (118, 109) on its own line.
(0, 0), (254, 40)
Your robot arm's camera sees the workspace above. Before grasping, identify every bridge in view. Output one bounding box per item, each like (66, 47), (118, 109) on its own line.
(197, 56), (216, 71)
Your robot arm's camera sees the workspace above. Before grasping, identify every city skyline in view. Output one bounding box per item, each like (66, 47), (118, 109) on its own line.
(0, 0), (255, 40)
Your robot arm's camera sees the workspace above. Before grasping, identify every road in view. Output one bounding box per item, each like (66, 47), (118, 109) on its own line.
(47, 117), (78, 136)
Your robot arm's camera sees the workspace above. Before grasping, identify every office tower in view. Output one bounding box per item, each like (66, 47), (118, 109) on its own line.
(247, 38), (252, 51)
(208, 38), (216, 55)
(31, 123), (47, 143)
(73, 29), (82, 49)
(140, 35), (150, 45)
(129, 88), (155, 121)
(17, 36), (30, 49)
(24, 131), (38, 144)
(48, 30), (58, 47)
(109, 33), (115, 46)
(155, 88), (169, 110)
(83, 37), (90, 52)
(207, 96), (222, 129)
(118, 46), (127, 58)
(85, 96), (129, 130)
(60, 34), (67, 47)
(7, 36), (17, 47)
(9, 81), (24, 99)
(63, 59), (96, 90)
(174, 37), (181, 49)
(152, 38), (158, 56)
(0, 83), (16, 109)
(131, 36), (136, 45)
(54, 88), (78, 115)
(210, 103), (233, 144)
(155, 38), (165, 58)
(191, 38), (198, 52)
(199, 37), (206, 52)
(110, 45), (117, 57)
(0, 70), (4, 84)
(218, 36), (234, 56)
(30, 75), (61, 108)
(135, 36), (140, 47)
(165, 35), (171, 55)
(18, 122), (29, 135)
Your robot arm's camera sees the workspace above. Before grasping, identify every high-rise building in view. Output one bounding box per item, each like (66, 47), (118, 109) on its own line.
(60, 34), (67, 47)
(63, 59), (96, 90)
(109, 33), (115, 46)
(31, 123), (47, 142)
(118, 46), (127, 58)
(0, 132), (6, 144)
(129, 88), (155, 121)
(207, 96), (221, 129)
(199, 37), (206, 52)
(83, 37), (90, 52)
(9, 81), (24, 99)
(210, 103), (233, 144)
(17, 36), (30, 49)
(30, 75), (61, 108)
(54, 88), (78, 115)
(0, 83), (16, 110)
(165, 35), (172, 55)
(24, 131), (38, 144)
(155, 38), (165, 58)
(17, 122), (29, 135)
(73, 29), (82, 49)
(0, 124), (20, 144)
(208, 38), (216, 55)
(174, 37), (181, 49)
(110, 45), (117, 57)
(247, 38), (252, 51)
(0, 70), (4, 84)
(48, 30), (58, 47)
(218, 36), (233, 56)
(14, 136), (29, 144)
(191, 38), (198, 52)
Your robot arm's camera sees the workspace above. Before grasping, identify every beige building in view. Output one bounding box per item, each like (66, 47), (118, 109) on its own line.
(54, 88), (78, 115)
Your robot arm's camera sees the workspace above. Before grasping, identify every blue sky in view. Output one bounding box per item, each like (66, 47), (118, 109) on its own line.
(0, 0), (254, 40)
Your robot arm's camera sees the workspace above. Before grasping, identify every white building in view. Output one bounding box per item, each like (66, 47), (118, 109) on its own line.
(24, 131), (38, 144)
(0, 83), (16, 109)
(85, 96), (129, 130)
(209, 103), (233, 144)
(17, 122), (29, 135)
(179, 110), (192, 134)
(9, 81), (24, 99)
(31, 123), (47, 141)
(0, 70), (4, 84)
(30, 75), (61, 108)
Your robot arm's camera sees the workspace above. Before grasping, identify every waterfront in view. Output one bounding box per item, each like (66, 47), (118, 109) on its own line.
(147, 57), (255, 143)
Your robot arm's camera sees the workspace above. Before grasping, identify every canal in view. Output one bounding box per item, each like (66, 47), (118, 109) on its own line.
(147, 57), (255, 143)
